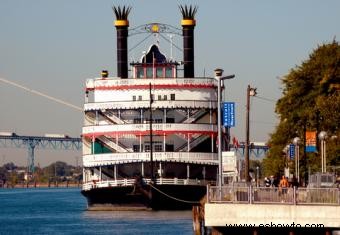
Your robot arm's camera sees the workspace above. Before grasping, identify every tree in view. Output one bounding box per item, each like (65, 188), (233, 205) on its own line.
(263, 40), (340, 179)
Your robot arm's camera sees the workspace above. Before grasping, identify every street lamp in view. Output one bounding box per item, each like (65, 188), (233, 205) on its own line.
(293, 137), (301, 183)
(256, 166), (259, 187)
(245, 85), (257, 183)
(214, 68), (235, 193)
(318, 131), (328, 173)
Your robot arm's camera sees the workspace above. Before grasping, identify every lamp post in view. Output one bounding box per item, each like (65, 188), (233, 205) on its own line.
(256, 166), (259, 187)
(245, 85), (257, 183)
(318, 131), (328, 173)
(293, 137), (301, 183)
(214, 68), (235, 194)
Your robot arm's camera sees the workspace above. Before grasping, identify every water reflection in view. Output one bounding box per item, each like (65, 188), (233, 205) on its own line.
(84, 210), (192, 221)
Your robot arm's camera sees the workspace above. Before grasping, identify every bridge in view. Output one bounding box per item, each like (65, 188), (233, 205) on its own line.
(0, 133), (267, 174)
(0, 133), (81, 174)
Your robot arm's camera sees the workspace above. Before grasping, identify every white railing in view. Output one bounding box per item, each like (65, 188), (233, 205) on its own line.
(97, 136), (129, 153)
(82, 123), (216, 135)
(102, 111), (125, 124)
(84, 100), (217, 111)
(183, 109), (207, 124)
(178, 135), (210, 152)
(86, 77), (217, 89)
(82, 177), (212, 191)
(83, 152), (218, 167)
(207, 185), (340, 205)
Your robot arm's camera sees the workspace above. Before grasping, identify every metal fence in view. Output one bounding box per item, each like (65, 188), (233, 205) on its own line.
(207, 185), (340, 205)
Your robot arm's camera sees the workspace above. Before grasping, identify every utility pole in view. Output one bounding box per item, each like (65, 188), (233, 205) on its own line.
(245, 85), (256, 183)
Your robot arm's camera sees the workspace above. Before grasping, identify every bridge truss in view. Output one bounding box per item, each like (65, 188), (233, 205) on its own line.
(0, 135), (82, 174)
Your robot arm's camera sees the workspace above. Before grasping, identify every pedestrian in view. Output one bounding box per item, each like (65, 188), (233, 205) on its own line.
(279, 175), (289, 200)
(264, 177), (270, 187)
(270, 175), (275, 187)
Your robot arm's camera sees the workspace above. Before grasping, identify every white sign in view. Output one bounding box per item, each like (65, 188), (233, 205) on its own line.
(222, 151), (237, 172)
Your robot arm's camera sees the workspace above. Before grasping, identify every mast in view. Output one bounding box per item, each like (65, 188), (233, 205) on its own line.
(149, 83), (154, 180)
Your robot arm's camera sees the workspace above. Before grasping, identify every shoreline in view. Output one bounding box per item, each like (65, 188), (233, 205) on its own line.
(0, 182), (82, 189)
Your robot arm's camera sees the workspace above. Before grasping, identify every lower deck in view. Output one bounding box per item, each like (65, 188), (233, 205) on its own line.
(83, 161), (218, 185)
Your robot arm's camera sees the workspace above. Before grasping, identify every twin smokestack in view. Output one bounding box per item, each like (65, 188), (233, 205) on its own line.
(113, 5), (197, 78)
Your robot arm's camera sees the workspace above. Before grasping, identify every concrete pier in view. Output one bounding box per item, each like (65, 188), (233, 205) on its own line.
(203, 185), (340, 234)
(205, 203), (340, 227)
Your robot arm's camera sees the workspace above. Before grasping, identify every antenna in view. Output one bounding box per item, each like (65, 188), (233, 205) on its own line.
(0, 77), (82, 111)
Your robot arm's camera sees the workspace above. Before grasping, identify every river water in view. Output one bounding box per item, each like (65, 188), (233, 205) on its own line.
(0, 188), (193, 235)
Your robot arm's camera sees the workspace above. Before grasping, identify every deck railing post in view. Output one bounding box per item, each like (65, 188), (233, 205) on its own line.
(293, 186), (296, 205)
(206, 184), (210, 203)
(249, 184), (253, 204)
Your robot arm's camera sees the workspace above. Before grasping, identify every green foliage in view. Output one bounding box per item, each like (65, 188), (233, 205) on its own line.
(265, 40), (340, 177)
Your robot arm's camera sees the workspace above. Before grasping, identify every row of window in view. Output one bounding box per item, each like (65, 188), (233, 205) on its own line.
(132, 94), (175, 101)
(133, 143), (175, 152)
(133, 118), (175, 124)
(135, 66), (174, 78)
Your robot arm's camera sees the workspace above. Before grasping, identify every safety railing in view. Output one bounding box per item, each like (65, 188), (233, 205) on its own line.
(207, 185), (340, 206)
(82, 152), (218, 167)
(82, 177), (214, 191)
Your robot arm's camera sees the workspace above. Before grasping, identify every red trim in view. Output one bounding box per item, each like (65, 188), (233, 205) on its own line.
(86, 84), (215, 91)
(83, 130), (217, 138)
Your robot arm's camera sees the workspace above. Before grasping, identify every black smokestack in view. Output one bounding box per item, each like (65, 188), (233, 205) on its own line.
(180, 5), (197, 78)
(113, 6), (131, 79)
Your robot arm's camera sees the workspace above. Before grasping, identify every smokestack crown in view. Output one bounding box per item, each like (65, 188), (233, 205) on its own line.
(180, 5), (197, 78)
(113, 5), (131, 79)
(179, 5), (198, 26)
(113, 5), (131, 27)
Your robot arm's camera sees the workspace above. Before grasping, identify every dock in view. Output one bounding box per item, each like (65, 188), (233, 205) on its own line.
(196, 185), (340, 235)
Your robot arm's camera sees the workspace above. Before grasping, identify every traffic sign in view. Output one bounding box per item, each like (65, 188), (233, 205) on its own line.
(289, 144), (295, 160)
(223, 102), (235, 127)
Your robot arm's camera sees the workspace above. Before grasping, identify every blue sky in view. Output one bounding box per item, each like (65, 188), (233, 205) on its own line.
(0, 0), (339, 166)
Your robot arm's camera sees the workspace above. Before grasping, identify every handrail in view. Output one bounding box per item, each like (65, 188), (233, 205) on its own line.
(84, 100), (217, 111)
(82, 177), (215, 191)
(86, 77), (217, 89)
(82, 123), (216, 136)
(83, 152), (218, 167)
(207, 185), (340, 206)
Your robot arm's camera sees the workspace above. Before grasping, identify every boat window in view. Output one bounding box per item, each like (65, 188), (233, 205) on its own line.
(146, 67), (153, 78)
(154, 119), (162, 123)
(170, 94), (175, 100)
(138, 96), (142, 101)
(156, 67), (163, 78)
(136, 67), (144, 78)
(133, 145), (140, 152)
(132, 96), (136, 101)
(133, 118), (141, 124)
(158, 95), (162, 100)
(154, 144), (162, 152)
(163, 95), (167, 101)
(165, 67), (172, 78)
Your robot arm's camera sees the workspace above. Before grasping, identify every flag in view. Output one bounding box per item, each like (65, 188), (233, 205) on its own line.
(232, 136), (240, 149)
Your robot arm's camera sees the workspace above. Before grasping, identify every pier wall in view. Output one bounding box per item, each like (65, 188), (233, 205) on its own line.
(205, 203), (340, 228)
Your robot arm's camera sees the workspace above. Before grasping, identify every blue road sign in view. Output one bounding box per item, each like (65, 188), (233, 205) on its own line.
(289, 144), (295, 160)
(223, 102), (235, 127)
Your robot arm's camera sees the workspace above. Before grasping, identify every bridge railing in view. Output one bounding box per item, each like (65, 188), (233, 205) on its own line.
(207, 185), (340, 205)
